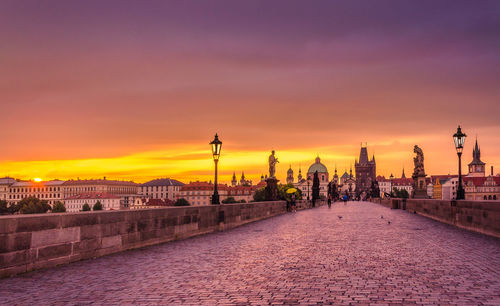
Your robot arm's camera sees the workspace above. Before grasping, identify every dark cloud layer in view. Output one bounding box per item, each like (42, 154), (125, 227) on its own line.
(0, 0), (499, 174)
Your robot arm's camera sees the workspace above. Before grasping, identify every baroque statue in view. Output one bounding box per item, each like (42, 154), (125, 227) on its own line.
(412, 145), (425, 177)
(268, 150), (279, 178)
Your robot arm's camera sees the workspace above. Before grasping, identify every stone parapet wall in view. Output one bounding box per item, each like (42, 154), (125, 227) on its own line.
(372, 198), (500, 238)
(0, 201), (286, 278)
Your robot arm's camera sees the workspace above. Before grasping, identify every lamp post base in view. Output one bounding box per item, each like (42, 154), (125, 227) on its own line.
(211, 194), (220, 205)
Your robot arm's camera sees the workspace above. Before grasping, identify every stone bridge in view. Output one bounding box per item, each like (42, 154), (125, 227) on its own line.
(1, 202), (500, 304)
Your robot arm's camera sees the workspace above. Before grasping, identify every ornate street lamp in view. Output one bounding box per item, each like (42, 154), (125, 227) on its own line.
(210, 134), (222, 204)
(389, 173), (394, 197)
(307, 177), (311, 201)
(453, 125), (467, 200)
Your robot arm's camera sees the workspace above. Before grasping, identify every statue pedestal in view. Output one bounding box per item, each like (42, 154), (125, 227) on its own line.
(265, 178), (279, 201)
(412, 175), (427, 199)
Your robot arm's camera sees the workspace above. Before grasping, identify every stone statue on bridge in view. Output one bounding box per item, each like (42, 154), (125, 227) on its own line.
(265, 150), (280, 201)
(413, 145), (425, 177)
(412, 145), (427, 198)
(268, 150), (279, 178)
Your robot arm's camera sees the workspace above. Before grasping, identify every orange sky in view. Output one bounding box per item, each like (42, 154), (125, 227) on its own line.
(1, 1), (500, 183)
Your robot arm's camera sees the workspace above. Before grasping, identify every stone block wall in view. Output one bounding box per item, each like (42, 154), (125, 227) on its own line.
(372, 198), (500, 238)
(0, 201), (286, 278)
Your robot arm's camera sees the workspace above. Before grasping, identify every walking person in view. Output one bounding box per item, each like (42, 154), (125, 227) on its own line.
(291, 193), (297, 212)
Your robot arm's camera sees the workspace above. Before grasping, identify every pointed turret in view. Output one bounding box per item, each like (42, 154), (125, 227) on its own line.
(468, 137), (485, 177)
(231, 172), (237, 186)
(402, 168), (406, 179)
(358, 147), (369, 165)
(286, 165), (294, 184)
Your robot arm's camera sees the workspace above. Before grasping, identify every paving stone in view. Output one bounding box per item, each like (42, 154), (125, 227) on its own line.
(0, 202), (499, 304)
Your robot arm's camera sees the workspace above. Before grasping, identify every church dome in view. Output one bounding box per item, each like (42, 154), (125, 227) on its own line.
(287, 166), (293, 174)
(307, 157), (328, 174)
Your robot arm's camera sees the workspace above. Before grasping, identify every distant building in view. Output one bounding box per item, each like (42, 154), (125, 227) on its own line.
(231, 172), (252, 187)
(464, 169), (500, 201)
(441, 177), (458, 200)
(392, 177), (413, 196)
(467, 139), (486, 177)
(286, 166), (294, 184)
(306, 156), (329, 198)
(377, 174), (413, 197)
(0, 177), (16, 202)
(65, 193), (121, 212)
(355, 145), (376, 196)
(297, 167), (304, 183)
(377, 175), (391, 197)
(339, 168), (356, 197)
(177, 181), (228, 206)
(63, 178), (139, 208)
(426, 182), (434, 198)
(139, 178), (184, 201)
(226, 185), (257, 203)
(8, 180), (65, 206)
(130, 198), (174, 210)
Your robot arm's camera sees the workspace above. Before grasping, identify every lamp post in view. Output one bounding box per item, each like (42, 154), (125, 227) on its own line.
(210, 134), (222, 205)
(453, 125), (467, 200)
(389, 173), (394, 197)
(307, 177), (311, 201)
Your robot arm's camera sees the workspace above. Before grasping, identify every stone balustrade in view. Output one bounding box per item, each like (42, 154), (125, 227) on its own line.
(0, 201), (288, 278)
(372, 198), (500, 238)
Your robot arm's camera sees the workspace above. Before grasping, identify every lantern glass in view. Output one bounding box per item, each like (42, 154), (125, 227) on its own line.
(210, 134), (222, 161)
(453, 126), (466, 154)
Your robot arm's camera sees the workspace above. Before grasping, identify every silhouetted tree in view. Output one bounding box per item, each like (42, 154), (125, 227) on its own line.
(312, 171), (320, 206)
(93, 201), (103, 211)
(253, 188), (266, 202)
(82, 203), (91, 211)
(0, 200), (9, 215)
(392, 188), (409, 199)
(52, 201), (66, 213)
(222, 197), (237, 204)
(174, 198), (190, 206)
(18, 197), (51, 214)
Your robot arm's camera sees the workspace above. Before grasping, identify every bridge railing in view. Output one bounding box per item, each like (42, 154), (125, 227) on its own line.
(371, 198), (500, 239)
(0, 201), (287, 278)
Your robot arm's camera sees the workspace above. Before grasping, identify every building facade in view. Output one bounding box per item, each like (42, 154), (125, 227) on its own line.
(464, 175), (500, 201)
(139, 178), (184, 201)
(65, 193), (121, 212)
(8, 180), (66, 206)
(63, 179), (139, 208)
(177, 181), (229, 206)
(0, 177), (16, 202)
(226, 185), (257, 203)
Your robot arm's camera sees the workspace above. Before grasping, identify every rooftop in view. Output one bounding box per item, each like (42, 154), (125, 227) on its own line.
(63, 179), (138, 186)
(65, 193), (121, 200)
(141, 178), (185, 187)
(11, 180), (66, 187)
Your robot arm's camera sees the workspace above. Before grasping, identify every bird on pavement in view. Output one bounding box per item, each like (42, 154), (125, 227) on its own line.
(381, 216), (384, 219)
(388, 221), (391, 225)
(338, 216), (342, 220)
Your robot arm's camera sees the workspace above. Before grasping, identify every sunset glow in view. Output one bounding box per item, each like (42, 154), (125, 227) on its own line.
(1, 1), (499, 183)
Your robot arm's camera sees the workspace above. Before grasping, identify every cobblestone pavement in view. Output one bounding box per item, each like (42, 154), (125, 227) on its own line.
(1, 202), (500, 305)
